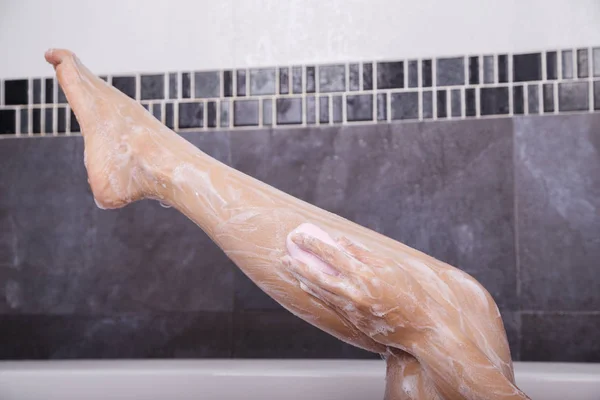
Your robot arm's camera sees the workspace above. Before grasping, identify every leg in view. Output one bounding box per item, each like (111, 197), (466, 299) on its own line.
(47, 49), (516, 399)
(46, 48), (385, 352)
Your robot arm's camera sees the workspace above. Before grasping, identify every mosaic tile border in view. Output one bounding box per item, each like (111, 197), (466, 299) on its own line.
(1, 47), (600, 136)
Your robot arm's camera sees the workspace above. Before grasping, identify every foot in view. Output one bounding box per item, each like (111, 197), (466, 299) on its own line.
(45, 49), (172, 209)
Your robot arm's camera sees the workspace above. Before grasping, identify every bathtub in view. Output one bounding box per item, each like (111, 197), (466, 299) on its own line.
(0, 360), (598, 399)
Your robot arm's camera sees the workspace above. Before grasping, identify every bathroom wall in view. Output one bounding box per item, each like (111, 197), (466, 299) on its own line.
(0, 1), (599, 363)
(0, 114), (598, 362)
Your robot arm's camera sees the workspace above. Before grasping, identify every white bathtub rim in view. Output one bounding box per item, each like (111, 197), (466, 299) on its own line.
(0, 359), (598, 381)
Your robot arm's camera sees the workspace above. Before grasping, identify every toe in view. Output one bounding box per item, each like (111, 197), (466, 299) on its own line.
(44, 48), (75, 68)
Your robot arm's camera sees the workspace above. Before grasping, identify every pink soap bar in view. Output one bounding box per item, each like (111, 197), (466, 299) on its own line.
(286, 223), (339, 276)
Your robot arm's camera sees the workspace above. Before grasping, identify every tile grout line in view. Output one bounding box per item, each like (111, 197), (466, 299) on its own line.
(589, 46), (594, 112)
(553, 80), (559, 115)
(432, 59), (437, 120)
(508, 53), (514, 117)
(524, 81), (529, 115)
(446, 88), (451, 118)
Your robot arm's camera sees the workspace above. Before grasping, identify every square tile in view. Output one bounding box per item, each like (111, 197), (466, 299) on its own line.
(20, 109), (28, 134)
(421, 59), (432, 87)
(45, 78), (54, 104)
(236, 70), (246, 96)
(140, 74), (164, 100)
(521, 313), (600, 362)
(543, 83), (555, 113)
(4, 80), (28, 105)
(593, 47), (600, 77)
(513, 53), (542, 82)
(498, 54), (508, 83)
(346, 94), (373, 122)
(249, 68), (276, 96)
(561, 50), (574, 79)
(232, 311), (352, 358)
(0, 313), (232, 359)
(451, 89), (461, 118)
(165, 103), (174, 129)
(56, 107), (67, 133)
(44, 108), (53, 134)
(233, 99), (259, 126)
(3, 79), (29, 106)
(32, 78), (41, 104)
(207, 101), (217, 128)
(0, 110), (16, 134)
(195, 71), (220, 98)
(515, 114), (600, 311)
(178, 102), (204, 129)
(278, 67), (289, 94)
(362, 63), (373, 90)
(483, 55), (494, 83)
(276, 98), (302, 125)
(32, 108), (41, 134)
(558, 82), (589, 111)
(546, 51), (558, 80)
(408, 60), (419, 88)
(577, 49), (589, 78)
(437, 90), (448, 118)
(306, 96), (316, 124)
(319, 96), (329, 124)
(377, 93), (387, 121)
(465, 88), (476, 117)
(332, 95), (343, 123)
(292, 66), (303, 94)
(319, 65), (345, 93)
(220, 100), (230, 128)
(182, 73), (191, 99)
(391, 92), (418, 120)
(377, 61), (404, 89)
(223, 70), (233, 97)
(468, 56), (479, 84)
(595, 81), (600, 111)
(168, 72), (178, 99)
(480, 87), (509, 116)
(513, 85), (524, 115)
(326, 120), (516, 309)
(422, 90), (433, 119)
(436, 57), (465, 86)
(306, 66), (316, 93)
(112, 76), (136, 99)
(349, 64), (360, 91)
(527, 84), (540, 114)
(262, 99), (272, 126)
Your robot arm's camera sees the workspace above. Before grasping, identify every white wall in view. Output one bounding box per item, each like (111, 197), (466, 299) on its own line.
(1, 0), (599, 78)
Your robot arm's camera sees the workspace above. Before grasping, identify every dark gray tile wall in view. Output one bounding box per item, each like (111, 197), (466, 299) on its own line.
(0, 115), (598, 362)
(515, 115), (600, 312)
